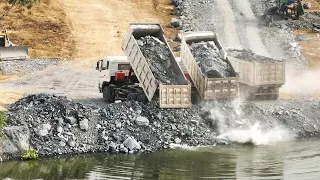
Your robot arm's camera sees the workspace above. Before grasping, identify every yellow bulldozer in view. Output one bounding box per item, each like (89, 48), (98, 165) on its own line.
(0, 27), (29, 61)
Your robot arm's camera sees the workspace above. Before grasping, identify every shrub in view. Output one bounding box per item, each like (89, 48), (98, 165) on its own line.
(21, 148), (39, 160)
(0, 111), (6, 137)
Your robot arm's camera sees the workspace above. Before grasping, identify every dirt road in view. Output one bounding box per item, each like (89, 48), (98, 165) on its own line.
(62, 0), (177, 61)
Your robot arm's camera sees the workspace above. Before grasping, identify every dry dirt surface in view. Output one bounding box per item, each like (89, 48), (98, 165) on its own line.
(62, 0), (178, 61)
(0, 0), (74, 59)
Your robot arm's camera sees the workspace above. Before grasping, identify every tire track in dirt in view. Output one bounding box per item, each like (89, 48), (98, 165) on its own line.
(215, 0), (242, 47)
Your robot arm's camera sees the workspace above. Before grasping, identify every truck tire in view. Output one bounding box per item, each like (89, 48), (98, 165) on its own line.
(103, 86), (115, 102)
(126, 93), (137, 101)
(137, 94), (148, 104)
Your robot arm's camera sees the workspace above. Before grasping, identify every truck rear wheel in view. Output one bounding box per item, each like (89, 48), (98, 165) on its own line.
(103, 86), (115, 102)
(137, 94), (148, 104)
(126, 93), (137, 101)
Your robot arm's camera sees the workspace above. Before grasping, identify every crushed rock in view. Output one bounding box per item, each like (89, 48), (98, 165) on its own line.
(227, 48), (283, 62)
(0, 58), (60, 76)
(137, 36), (180, 85)
(189, 41), (232, 78)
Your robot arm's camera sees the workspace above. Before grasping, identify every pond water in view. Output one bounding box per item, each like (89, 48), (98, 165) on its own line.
(1, 138), (320, 180)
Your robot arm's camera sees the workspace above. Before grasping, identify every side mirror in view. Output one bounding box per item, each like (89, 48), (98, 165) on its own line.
(96, 61), (100, 71)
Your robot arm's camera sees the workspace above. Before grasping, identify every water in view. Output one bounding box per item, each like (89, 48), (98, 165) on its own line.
(1, 138), (320, 180)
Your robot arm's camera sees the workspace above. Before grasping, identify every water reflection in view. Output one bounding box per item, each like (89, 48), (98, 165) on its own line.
(1, 139), (320, 180)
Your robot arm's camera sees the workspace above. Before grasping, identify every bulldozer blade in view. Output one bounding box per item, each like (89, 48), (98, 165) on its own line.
(0, 45), (29, 61)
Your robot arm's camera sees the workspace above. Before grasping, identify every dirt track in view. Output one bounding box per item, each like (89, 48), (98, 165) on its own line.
(62, 0), (177, 61)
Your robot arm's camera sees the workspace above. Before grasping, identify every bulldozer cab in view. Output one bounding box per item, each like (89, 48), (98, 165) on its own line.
(0, 34), (5, 47)
(0, 26), (29, 60)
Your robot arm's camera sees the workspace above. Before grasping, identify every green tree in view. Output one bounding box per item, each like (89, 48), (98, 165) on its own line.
(0, 0), (40, 20)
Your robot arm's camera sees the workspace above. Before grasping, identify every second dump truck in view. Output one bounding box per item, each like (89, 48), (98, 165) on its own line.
(180, 31), (239, 101)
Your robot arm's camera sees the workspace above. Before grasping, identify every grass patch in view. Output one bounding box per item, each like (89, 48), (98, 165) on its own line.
(0, 111), (6, 137)
(21, 148), (39, 160)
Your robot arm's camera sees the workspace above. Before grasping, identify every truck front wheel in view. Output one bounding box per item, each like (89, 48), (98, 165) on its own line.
(103, 86), (115, 102)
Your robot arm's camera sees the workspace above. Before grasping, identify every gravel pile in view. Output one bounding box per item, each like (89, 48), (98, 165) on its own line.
(3, 94), (218, 157)
(189, 41), (231, 78)
(0, 58), (60, 76)
(284, 11), (320, 30)
(171, 0), (216, 32)
(137, 36), (180, 85)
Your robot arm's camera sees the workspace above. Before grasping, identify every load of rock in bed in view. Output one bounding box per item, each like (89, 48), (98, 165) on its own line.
(226, 48), (282, 62)
(2, 94), (218, 158)
(137, 36), (180, 85)
(189, 41), (232, 78)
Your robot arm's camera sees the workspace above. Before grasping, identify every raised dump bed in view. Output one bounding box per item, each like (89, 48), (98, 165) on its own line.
(227, 48), (285, 100)
(180, 31), (239, 100)
(122, 23), (191, 108)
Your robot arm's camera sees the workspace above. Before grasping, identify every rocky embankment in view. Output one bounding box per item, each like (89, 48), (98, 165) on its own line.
(1, 94), (320, 161)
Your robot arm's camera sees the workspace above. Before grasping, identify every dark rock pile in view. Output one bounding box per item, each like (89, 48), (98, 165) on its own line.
(189, 41), (231, 78)
(137, 36), (180, 85)
(3, 94), (218, 158)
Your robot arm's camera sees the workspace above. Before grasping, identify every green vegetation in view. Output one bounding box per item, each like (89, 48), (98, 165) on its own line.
(0, 111), (6, 137)
(1, 0), (40, 20)
(21, 148), (39, 160)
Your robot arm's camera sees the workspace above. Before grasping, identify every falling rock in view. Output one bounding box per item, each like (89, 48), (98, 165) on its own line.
(79, 119), (89, 131)
(135, 116), (149, 126)
(123, 137), (141, 150)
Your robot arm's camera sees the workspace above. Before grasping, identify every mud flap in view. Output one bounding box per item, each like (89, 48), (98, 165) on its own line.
(0, 46), (29, 61)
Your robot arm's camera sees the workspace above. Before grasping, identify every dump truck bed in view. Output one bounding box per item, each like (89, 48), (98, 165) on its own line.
(228, 54), (285, 87)
(122, 23), (191, 108)
(180, 31), (239, 100)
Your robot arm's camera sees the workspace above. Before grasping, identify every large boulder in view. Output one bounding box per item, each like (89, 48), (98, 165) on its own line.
(4, 126), (30, 151)
(123, 137), (141, 151)
(0, 139), (20, 159)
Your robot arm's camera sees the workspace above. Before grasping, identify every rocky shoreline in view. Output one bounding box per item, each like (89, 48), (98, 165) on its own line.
(1, 94), (320, 162)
